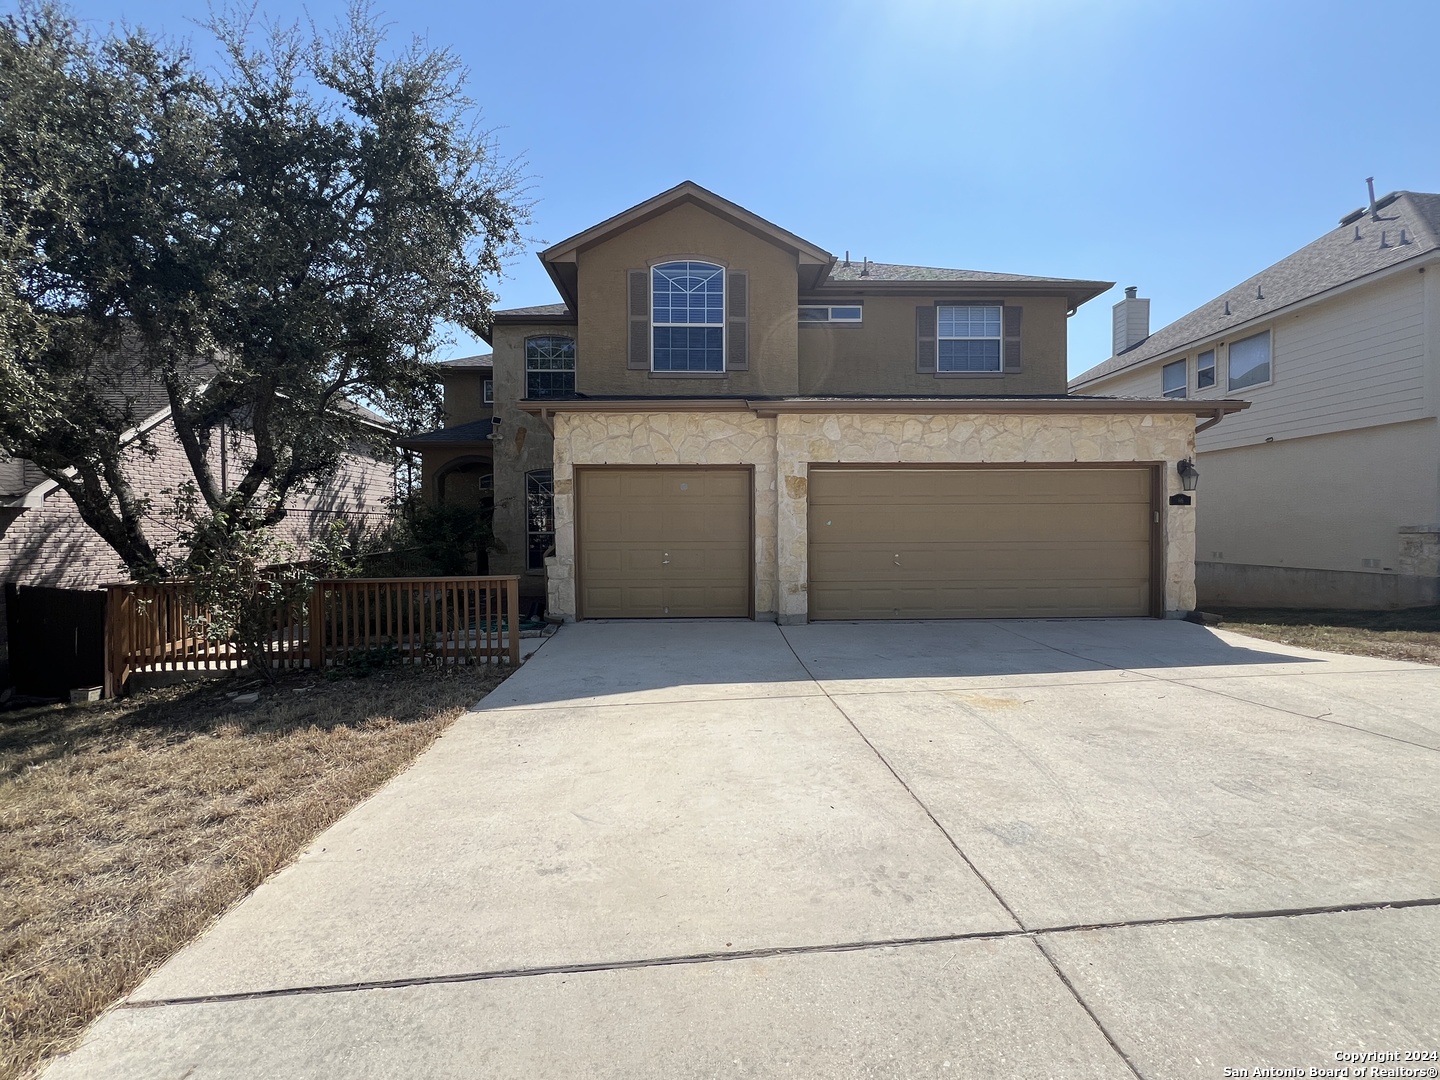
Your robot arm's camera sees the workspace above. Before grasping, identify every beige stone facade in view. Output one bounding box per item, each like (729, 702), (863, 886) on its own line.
(545, 408), (1198, 622)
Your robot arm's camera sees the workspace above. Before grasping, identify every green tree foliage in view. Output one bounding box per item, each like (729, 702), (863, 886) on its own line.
(0, 2), (527, 576)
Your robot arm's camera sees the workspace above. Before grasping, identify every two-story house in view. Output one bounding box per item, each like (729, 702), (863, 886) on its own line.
(1071, 188), (1440, 610)
(418, 181), (1244, 623)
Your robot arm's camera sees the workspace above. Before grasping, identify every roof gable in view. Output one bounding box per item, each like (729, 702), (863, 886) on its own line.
(539, 181), (835, 309)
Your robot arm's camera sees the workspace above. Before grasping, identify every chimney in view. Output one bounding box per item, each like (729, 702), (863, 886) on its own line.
(1112, 285), (1150, 355)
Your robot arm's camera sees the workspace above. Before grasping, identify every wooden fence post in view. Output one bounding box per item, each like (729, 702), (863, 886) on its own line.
(506, 577), (520, 665)
(308, 582), (325, 671)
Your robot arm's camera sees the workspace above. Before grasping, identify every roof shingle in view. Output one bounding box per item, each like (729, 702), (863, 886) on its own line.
(1071, 190), (1440, 387)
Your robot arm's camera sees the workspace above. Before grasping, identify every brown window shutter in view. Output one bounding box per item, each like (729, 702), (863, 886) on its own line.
(1003, 305), (1023, 372)
(727, 270), (748, 370)
(628, 269), (649, 369)
(916, 305), (937, 373)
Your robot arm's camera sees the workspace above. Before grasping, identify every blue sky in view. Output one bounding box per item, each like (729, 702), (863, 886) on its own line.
(64, 0), (1440, 375)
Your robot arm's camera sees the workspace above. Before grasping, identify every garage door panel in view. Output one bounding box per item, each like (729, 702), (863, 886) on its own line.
(579, 468), (751, 619)
(808, 467), (1152, 620)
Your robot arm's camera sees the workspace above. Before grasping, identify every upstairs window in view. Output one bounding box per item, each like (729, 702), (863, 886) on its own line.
(525, 336), (575, 398)
(937, 305), (1002, 372)
(1228, 330), (1271, 390)
(799, 304), (863, 324)
(1197, 349), (1216, 390)
(483, 378), (494, 404)
(652, 261), (725, 371)
(1162, 359), (1187, 399)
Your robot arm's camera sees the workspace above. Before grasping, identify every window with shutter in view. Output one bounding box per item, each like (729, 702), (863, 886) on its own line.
(1003, 305), (1023, 372)
(651, 261), (725, 372)
(936, 305), (1002, 372)
(727, 270), (748, 370)
(915, 306), (937, 373)
(627, 270), (649, 369)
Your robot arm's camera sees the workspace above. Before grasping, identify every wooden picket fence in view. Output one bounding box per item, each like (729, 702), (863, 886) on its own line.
(104, 576), (522, 696)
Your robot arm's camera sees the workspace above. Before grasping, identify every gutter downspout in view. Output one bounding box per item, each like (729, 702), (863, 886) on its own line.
(1195, 408), (1228, 434)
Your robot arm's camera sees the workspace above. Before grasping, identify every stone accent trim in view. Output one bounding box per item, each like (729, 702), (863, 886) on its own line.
(547, 410), (1198, 622)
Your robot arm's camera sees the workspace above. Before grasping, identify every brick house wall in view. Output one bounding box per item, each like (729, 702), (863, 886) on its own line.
(0, 416), (395, 661)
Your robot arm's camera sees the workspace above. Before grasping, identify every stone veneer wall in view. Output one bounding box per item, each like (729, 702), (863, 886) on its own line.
(547, 410), (1198, 622)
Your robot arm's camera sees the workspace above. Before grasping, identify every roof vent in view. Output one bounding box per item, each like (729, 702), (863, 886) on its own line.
(1223, 300), (1231, 316)
(1256, 283), (1264, 300)
(1354, 225), (1363, 241)
(1367, 176), (1378, 218)
(1112, 286), (1150, 355)
(1400, 228), (1412, 246)
(1381, 230), (1390, 249)
(859, 257), (870, 278)
(843, 250), (850, 267)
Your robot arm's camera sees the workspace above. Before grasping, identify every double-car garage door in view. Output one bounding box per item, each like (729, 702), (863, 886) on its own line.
(577, 466), (1155, 620)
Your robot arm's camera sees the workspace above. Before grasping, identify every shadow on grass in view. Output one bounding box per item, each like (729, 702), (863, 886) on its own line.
(0, 664), (505, 785)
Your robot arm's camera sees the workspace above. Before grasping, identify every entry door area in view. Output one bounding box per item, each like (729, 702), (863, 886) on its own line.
(577, 467), (752, 618)
(807, 466), (1155, 620)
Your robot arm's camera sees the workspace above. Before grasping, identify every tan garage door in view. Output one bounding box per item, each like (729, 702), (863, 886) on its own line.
(808, 467), (1154, 619)
(578, 467), (751, 618)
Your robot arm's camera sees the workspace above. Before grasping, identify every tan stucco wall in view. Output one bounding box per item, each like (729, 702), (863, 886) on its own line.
(419, 446), (492, 505)
(490, 323), (560, 596)
(547, 410), (1197, 622)
(574, 201), (801, 397)
(798, 294), (1071, 396)
(443, 370), (493, 427)
(1194, 417), (1440, 607)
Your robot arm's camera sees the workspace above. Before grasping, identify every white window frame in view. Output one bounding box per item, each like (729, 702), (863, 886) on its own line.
(651, 261), (726, 372)
(1196, 349), (1216, 390)
(1227, 330), (1273, 391)
(799, 304), (864, 324)
(936, 304), (1003, 373)
(1162, 358), (1188, 399)
(525, 336), (576, 399)
(483, 378), (493, 404)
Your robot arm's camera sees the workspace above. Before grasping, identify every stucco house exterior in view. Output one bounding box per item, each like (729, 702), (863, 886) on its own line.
(1070, 188), (1440, 610)
(429, 181), (1244, 622)
(398, 353), (495, 509)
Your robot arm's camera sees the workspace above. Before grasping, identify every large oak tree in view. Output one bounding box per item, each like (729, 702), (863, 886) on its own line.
(0, 2), (526, 576)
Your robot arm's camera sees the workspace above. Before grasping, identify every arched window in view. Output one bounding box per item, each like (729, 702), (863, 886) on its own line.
(652, 261), (724, 372)
(525, 336), (575, 398)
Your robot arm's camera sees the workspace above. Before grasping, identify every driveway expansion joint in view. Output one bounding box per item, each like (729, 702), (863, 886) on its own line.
(119, 896), (1440, 1012)
(776, 626), (1029, 933)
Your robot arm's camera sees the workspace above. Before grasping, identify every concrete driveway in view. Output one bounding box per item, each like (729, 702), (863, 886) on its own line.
(46, 620), (1440, 1079)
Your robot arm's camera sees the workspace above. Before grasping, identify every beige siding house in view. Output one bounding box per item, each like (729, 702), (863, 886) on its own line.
(1071, 189), (1440, 609)
(426, 181), (1245, 622)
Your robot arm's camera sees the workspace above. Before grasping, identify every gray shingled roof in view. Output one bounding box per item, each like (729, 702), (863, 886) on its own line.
(438, 352), (493, 368)
(826, 261), (1092, 285)
(493, 303), (573, 318)
(396, 418), (493, 449)
(1071, 190), (1440, 387)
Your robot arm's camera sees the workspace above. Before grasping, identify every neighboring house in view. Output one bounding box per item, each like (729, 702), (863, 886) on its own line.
(417, 181), (1244, 622)
(1, 402), (397, 663)
(1070, 188), (1440, 610)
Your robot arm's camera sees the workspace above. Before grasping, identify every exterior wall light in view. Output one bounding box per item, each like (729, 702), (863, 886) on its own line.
(1177, 458), (1200, 492)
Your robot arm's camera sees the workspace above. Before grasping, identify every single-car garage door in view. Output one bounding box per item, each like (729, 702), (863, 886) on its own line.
(578, 467), (751, 618)
(808, 467), (1154, 619)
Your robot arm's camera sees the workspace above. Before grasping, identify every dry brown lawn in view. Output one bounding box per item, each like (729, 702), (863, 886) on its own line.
(0, 662), (509, 1080)
(1213, 606), (1440, 665)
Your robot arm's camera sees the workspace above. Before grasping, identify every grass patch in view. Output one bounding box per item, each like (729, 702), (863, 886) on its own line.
(0, 662), (509, 1080)
(1211, 606), (1440, 665)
